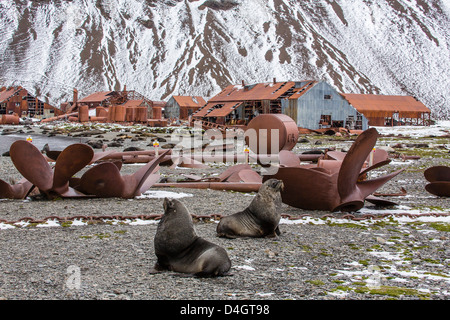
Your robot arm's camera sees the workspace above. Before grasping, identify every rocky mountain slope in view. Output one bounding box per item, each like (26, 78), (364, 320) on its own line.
(0, 0), (449, 118)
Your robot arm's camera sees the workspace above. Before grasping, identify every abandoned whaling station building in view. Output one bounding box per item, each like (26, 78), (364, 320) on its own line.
(193, 80), (369, 130)
(0, 86), (62, 118)
(192, 80), (431, 130)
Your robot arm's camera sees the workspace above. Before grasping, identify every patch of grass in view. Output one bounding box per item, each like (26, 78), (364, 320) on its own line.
(307, 280), (325, 286)
(327, 222), (368, 230)
(360, 285), (430, 299)
(429, 222), (450, 232)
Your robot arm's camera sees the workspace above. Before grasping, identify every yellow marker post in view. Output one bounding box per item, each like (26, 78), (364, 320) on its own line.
(244, 146), (250, 164)
(153, 140), (160, 156)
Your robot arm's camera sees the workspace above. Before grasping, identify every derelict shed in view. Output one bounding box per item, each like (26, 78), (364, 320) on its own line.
(282, 81), (369, 131)
(341, 94), (431, 126)
(165, 96), (206, 120)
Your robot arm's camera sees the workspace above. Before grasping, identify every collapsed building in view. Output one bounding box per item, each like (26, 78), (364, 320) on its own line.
(0, 86), (62, 121)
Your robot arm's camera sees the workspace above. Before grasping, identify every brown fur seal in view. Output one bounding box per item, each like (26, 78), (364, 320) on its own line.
(151, 198), (231, 277)
(217, 178), (284, 238)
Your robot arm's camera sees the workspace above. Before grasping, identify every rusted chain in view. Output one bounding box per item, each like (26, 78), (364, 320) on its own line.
(0, 212), (449, 228)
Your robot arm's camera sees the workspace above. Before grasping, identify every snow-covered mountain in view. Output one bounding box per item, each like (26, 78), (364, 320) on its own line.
(0, 0), (449, 118)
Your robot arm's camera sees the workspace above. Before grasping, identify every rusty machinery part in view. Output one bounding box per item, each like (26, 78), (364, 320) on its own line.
(265, 128), (404, 212)
(245, 114), (299, 154)
(7, 140), (169, 200)
(424, 165), (450, 197)
(1, 212), (449, 228)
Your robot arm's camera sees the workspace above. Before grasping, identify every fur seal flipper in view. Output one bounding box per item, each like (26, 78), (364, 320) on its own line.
(153, 198), (231, 277)
(217, 178), (284, 238)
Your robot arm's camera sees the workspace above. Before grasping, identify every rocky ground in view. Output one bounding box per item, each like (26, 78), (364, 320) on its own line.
(0, 122), (449, 303)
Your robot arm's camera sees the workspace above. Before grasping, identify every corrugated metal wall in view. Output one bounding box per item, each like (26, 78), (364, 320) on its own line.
(164, 97), (180, 119)
(282, 82), (368, 130)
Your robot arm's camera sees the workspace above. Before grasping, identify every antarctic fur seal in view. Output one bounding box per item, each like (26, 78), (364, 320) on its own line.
(151, 198), (231, 277)
(217, 178), (284, 238)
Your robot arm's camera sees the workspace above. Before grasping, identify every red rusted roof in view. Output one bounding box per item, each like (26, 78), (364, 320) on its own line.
(209, 81), (297, 102)
(342, 94), (431, 118)
(205, 102), (243, 117)
(192, 102), (219, 118)
(0, 87), (20, 102)
(79, 91), (114, 103)
(173, 96), (206, 108)
(288, 81), (317, 99)
(121, 99), (144, 107)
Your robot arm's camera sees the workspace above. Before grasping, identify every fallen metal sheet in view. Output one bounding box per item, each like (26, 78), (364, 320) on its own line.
(265, 128), (404, 212)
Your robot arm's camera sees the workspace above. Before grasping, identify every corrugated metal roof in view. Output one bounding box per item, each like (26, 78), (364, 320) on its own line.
(0, 87), (20, 102)
(288, 81), (317, 99)
(173, 96), (206, 108)
(341, 94), (431, 117)
(121, 99), (144, 107)
(206, 102), (243, 117)
(209, 81), (297, 102)
(192, 102), (219, 118)
(79, 91), (114, 103)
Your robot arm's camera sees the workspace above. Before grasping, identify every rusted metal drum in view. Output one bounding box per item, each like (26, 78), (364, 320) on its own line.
(245, 114), (298, 154)
(78, 105), (89, 122)
(1, 114), (20, 125)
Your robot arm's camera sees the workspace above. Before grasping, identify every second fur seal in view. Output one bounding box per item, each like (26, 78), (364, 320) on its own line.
(152, 198), (231, 277)
(217, 178), (284, 238)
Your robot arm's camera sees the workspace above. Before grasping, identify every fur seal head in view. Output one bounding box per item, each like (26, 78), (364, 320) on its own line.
(217, 178), (284, 238)
(152, 198), (231, 277)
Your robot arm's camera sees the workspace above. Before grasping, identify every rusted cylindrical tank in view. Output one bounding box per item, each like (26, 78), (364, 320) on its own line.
(1, 114), (20, 125)
(108, 106), (116, 122)
(125, 107), (136, 122)
(114, 105), (126, 122)
(78, 105), (89, 122)
(136, 107), (148, 122)
(245, 114), (298, 154)
(96, 107), (108, 118)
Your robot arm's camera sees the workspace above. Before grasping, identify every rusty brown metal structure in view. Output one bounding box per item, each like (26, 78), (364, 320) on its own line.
(4, 140), (168, 200)
(341, 94), (431, 126)
(265, 128), (404, 212)
(245, 114), (299, 154)
(424, 166), (450, 197)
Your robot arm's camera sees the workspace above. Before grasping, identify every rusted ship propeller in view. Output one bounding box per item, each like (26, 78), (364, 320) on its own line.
(424, 166), (450, 197)
(266, 128), (404, 212)
(7, 140), (167, 200)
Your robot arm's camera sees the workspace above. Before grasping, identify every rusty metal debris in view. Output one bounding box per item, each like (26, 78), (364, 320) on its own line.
(265, 128), (404, 212)
(153, 163), (263, 192)
(424, 166), (450, 197)
(3, 140), (168, 200)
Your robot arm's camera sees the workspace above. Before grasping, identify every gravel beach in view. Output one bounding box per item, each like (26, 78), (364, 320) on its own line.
(0, 123), (449, 302)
